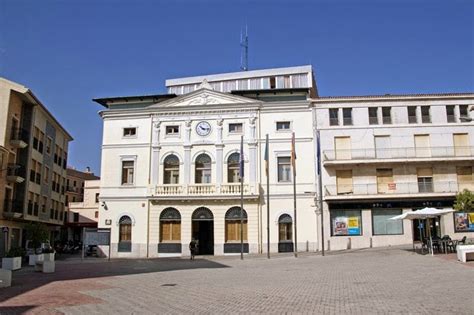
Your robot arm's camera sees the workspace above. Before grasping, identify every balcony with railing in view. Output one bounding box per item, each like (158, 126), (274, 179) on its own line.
(6, 164), (26, 183)
(2, 199), (24, 218)
(324, 181), (468, 200)
(323, 146), (474, 165)
(9, 128), (29, 149)
(150, 183), (258, 199)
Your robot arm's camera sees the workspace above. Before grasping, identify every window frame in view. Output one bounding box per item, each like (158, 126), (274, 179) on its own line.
(120, 156), (137, 186)
(163, 154), (180, 184)
(407, 106), (417, 124)
(165, 125), (180, 137)
(421, 106), (431, 123)
(368, 107), (379, 125)
(123, 127), (137, 138)
(382, 107), (392, 125)
(275, 121), (292, 132)
(330, 209), (362, 236)
(372, 209), (404, 236)
(329, 108), (339, 126)
(342, 108), (353, 126)
(277, 156), (292, 183)
(446, 105), (456, 123)
(228, 123), (243, 134)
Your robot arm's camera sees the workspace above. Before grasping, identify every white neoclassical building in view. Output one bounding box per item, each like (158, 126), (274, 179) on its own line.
(94, 65), (474, 258)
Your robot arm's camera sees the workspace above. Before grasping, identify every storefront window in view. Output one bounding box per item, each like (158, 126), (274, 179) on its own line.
(454, 212), (474, 232)
(372, 209), (403, 235)
(331, 210), (362, 236)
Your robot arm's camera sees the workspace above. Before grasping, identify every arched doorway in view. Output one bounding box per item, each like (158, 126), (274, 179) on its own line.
(278, 214), (293, 253)
(224, 206), (249, 253)
(118, 215), (132, 252)
(158, 207), (181, 253)
(192, 207), (214, 255)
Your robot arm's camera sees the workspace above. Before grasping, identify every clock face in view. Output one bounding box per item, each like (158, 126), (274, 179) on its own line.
(196, 121), (212, 136)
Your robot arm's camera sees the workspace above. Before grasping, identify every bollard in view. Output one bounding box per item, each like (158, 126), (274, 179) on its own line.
(348, 237), (352, 250)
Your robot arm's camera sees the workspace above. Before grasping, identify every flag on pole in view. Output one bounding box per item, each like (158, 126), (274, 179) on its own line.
(264, 134), (269, 177)
(291, 132), (296, 176)
(239, 135), (244, 179)
(316, 131), (321, 175)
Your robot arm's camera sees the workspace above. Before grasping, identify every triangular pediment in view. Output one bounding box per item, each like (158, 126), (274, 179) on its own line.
(149, 88), (260, 108)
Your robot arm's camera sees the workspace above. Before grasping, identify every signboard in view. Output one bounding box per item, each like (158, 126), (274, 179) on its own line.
(388, 183), (396, 190)
(454, 212), (474, 232)
(83, 228), (111, 246)
(334, 216), (361, 236)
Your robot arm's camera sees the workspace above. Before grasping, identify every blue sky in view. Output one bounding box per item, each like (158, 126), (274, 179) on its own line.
(1, 0), (473, 174)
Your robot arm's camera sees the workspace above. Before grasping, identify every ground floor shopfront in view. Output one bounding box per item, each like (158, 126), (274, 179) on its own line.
(324, 199), (474, 251)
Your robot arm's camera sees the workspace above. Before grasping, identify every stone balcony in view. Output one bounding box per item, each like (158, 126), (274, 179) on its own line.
(323, 146), (474, 166)
(149, 183), (260, 200)
(324, 181), (472, 201)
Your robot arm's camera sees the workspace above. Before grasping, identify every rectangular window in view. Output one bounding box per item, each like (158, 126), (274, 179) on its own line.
(368, 107), (378, 125)
(446, 105), (456, 123)
(457, 166), (473, 191)
(121, 160), (135, 185)
(421, 106), (431, 123)
(459, 105), (469, 121)
(44, 166), (49, 183)
(453, 212), (474, 232)
(165, 125), (179, 135)
(331, 210), (361, 236)
(376, 169), (394, 194)
(408, 106), (417, 124)
(276, 121), (291, 131)
(372, 209), (403, 235)
(382, 107), (391, 124)
(417, 167), (433, 193)
(123, 127), (136, 137)
(342, 108), (353, 126)
(329, 108), (339, 126)
(277, 157), (291, 182)
(334, 137), (351, 160)
(228, 123), (243, 134)
(453, 133), (469, 156)
(73, 212), (79, 222)
(336, 170), (353, 195)
(269, 76), (276, 89)
(414, 134), (431, 157)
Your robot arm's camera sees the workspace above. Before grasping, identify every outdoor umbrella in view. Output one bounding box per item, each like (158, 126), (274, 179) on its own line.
(389, 207), (455, 255)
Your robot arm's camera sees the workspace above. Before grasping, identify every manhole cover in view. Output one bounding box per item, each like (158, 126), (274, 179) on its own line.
(161, 283), (177, 287)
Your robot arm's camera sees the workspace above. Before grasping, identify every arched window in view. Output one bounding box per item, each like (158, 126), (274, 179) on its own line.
(225, 207), (248, 242)
(278, 214), (293, 242)
(160, 208), (181, 242)
(163, 154), (180, 184)
(227, 153), (240, 183)
(195, 153), (212, 184)
(118, 215), (132, 252)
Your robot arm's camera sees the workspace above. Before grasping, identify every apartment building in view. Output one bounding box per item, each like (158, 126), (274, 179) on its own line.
(314, 94), (474, 251)
(93, 65), (473, 258)
(0, 78), (73, 256)
(67, 179), (100, 242)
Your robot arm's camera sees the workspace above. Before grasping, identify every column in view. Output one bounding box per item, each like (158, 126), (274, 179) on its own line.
(184, 118), (192, 186)
(248, 116), (257, 191)
(150, 120), (161, 186)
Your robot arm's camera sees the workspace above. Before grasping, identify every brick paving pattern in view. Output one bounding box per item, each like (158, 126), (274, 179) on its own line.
(1, 247), (473, 314)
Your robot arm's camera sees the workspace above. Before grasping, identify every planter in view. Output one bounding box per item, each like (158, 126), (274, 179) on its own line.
(29, 254), (44, 266)
(43, 253), (55, 262)
(2, 257), (22, 271)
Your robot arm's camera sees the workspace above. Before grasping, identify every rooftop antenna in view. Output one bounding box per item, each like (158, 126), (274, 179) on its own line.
(240, 25), (248, 71)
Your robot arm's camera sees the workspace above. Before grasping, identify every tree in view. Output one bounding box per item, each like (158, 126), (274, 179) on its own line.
(25, 222), (49, 253)
(453, 189), (474, 212)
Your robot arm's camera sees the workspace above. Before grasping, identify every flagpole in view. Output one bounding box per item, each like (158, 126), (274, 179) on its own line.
(266, 134), (270, 259)
(317, 128), (325, 256)
(240, 135), (244, 260)
(292, 132), (298, 258)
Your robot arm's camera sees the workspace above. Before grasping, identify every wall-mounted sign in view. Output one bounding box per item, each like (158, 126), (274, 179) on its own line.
(105, 219), (112, 226)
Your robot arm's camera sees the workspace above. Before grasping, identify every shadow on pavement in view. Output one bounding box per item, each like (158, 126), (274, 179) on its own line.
(0, 257), (229, 306)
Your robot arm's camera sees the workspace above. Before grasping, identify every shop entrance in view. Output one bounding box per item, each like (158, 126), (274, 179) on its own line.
(191, 207), (214, 255)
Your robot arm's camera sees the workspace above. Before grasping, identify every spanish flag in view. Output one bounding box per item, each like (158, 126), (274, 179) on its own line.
(291, 132), (296, 176)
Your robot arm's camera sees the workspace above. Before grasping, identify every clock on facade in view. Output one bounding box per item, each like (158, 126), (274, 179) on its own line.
(196, 121), (211, 136)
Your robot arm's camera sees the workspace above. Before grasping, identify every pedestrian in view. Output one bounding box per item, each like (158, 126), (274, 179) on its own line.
(189, 238), (197, 260)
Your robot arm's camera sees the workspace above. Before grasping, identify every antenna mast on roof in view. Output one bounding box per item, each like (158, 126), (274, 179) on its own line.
(240, 25), (248, 71)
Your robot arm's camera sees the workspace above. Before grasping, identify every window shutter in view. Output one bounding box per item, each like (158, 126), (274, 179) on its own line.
(335, 137), (351, 160)
(453, 134), (469, 156)
(414, 135), (431, 157)
(172, 222), (181, 241)
(336, 170), (353, 194)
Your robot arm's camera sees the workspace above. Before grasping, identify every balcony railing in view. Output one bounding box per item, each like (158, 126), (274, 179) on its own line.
(9, 128), (29, 149)
(151, 183), (254, 197)
(6, 164), (26, 183)
(324, 181), (467, 197)
(323, 146), (474, 162)
(2, 199), (24, 215)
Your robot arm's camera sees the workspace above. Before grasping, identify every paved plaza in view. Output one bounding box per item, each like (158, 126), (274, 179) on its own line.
(1, 247), (473, 314)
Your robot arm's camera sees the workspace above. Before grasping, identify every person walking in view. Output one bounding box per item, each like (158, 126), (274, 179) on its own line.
(189, 238), (197, 260)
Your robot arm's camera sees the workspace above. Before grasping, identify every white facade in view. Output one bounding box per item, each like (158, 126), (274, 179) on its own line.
(96, 66), (474, 258)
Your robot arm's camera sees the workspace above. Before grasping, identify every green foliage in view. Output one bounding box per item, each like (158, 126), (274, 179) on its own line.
(6, 247), (26, 258)
(454, 189), (474, 212)
(25, 222), (49, 249)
